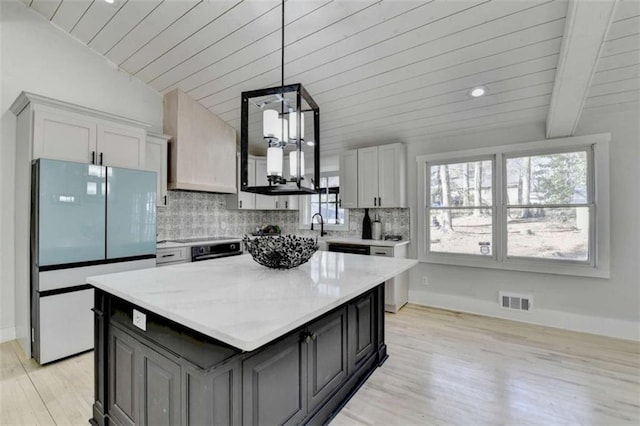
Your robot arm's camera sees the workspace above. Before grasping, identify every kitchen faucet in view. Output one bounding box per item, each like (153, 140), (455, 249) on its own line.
(311, 213), (327, 237)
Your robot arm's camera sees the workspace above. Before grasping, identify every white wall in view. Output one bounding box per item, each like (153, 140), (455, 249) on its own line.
(0, 0), (163, 342)
(406, 107), (640, 340)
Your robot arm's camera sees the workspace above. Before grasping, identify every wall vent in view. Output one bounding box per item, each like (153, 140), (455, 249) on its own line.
(499, 292), (533, 312)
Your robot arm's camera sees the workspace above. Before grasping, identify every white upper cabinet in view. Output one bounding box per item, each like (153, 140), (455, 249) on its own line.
(227, 154), (256, 210)
(357, 147), (380, 208)
(14, 92), (150, 169)
(354, 143), (406, 209)
(97, 123), (146, 169)
(377, 143), (406, 208)
(145, 132), (170, 207)
(339, 150), (358, 209)
(32, 107), (97, 164)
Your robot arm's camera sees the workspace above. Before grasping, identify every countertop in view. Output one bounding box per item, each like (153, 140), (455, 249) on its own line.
(87, 252), (417, 352)
(325, 237), (410, 247)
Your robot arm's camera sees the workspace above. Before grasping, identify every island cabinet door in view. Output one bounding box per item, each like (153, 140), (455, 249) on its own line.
(307, 307), (348, 411)
(109, 327), (137, 426)
(242, 333), (308, 426)
(348, 290), (376, 370)
(136, 343), (181, 426)
(182, 361), (241, 425)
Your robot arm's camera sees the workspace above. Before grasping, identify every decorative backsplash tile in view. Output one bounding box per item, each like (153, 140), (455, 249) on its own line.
(157, 191), (410, 241)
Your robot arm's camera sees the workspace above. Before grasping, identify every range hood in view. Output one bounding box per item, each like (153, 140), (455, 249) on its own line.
(163, 89), (236, 193)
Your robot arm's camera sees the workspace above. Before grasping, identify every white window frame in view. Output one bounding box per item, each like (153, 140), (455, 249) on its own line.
(299, 171), (349, 232)
(416, 133), (610, 278)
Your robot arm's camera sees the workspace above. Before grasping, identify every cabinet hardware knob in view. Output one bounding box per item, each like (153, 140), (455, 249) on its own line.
(285, 201), (288, 208)
(239, 200), (242, 208)
(378, 196), (381, 206)
(374, 197), (377, 206)
(164, 195), (167, 206)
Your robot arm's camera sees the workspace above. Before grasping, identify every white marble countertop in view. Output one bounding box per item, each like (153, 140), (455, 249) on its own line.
(325, 237), (410, 247)
(87, 252), (417, 351)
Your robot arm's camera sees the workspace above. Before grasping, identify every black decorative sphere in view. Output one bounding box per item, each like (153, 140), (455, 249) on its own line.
(243, 235), (319, 269)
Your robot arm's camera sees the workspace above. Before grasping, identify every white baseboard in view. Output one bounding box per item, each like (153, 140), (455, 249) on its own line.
(0, 326), (16, 344)
(409, 291), (640, 342)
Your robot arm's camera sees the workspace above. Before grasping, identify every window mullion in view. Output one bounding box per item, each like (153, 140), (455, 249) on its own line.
(496, 152), (505, 262)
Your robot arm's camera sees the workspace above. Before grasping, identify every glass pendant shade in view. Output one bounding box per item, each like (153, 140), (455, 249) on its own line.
(289, 151), (305, 177)
(263, 110), (279, 138)
(277, 118), (288, 142)
(267, 147), (283, 177)
(289, 113), (304, 140)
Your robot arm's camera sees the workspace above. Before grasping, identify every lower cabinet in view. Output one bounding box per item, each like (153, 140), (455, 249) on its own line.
(96, 287), (383, 426)
(183, 360), (241, 425)
(109, 326), (182, 426)
(242, 307), (349, 425)
(242, 333), (308, 426)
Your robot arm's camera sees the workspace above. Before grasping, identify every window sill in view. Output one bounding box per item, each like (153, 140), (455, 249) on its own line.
(420, 255), (610, 278)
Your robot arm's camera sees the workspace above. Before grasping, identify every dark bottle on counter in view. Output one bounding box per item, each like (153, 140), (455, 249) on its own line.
(362, 208), (372, 239)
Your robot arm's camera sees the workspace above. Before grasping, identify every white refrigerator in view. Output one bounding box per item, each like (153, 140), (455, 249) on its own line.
(31, 159), (157, 364)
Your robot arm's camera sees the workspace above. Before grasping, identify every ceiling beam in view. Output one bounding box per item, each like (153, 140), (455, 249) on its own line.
(546, 0), (618, 138)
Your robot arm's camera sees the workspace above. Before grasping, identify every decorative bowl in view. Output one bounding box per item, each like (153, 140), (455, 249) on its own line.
(243, 235), (319, 269)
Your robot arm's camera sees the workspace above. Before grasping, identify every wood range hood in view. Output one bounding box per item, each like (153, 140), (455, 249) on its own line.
(163, 89), (237, 194)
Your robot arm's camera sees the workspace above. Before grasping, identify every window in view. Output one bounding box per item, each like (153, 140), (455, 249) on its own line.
(429, 159), (494, 256)
(417, 134), (610, 278)
(299, 173), (349, 231)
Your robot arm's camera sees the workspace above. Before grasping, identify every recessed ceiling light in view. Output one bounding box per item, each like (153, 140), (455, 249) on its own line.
(469, 86), (487, 97)
(104, 0), (115, 4)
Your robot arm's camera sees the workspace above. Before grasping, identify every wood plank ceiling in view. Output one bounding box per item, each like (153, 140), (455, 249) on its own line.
(20, 0), (640, 153)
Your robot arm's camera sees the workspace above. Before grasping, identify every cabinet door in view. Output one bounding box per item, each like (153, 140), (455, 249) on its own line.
(276, 196), (298, 210)
(109, 327), (137, 426)
(357, 147), (378, 208)
(307, 308), (348, 410)
(348, 291), (375, 369)
(137, 343), (181, 426)
(377, 143), (406, 207)
(33, 108), (97, 163)
(183, 361), (241, 426)
(254, 159), (277, 210)
(145, 134), (169, 207)
(243, 333), (307, 426)
(339, 150), (358, 208)
(98, 123), (146, 169)
(239, 157), (256, 209)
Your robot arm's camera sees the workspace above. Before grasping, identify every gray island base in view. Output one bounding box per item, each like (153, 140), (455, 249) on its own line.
(91, 284), (386, 426)
(87, 252), (418, 425)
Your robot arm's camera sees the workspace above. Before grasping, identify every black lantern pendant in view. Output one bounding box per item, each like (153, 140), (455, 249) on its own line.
(240, 1), (320, 196)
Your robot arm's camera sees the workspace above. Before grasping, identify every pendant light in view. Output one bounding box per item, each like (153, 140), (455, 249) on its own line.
(240, 0), (319, 196)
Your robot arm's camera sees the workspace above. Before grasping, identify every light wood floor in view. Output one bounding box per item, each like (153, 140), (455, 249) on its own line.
(1, 305), (639, 425)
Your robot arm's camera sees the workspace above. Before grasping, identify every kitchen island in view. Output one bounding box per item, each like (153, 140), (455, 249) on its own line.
(87, 251), (417, 426)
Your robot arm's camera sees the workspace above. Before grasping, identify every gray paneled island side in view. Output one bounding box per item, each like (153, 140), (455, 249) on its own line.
(87, 252), (417, 425)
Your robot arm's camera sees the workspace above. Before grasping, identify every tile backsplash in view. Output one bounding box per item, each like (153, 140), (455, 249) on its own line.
(157, 191), (410, 241)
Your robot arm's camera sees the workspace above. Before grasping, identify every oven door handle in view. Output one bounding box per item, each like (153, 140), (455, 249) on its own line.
(192, 252), (242, 262)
